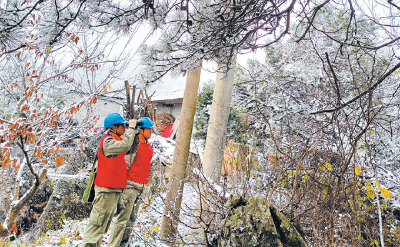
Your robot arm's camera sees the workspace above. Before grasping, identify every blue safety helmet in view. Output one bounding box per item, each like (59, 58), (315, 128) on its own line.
(104, 113), (127, 129)
(138, 117), (153, 129)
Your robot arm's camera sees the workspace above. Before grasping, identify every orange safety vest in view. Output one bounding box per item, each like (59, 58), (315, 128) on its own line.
(94, 133), (127, 188)
(127, 142), (153, 184)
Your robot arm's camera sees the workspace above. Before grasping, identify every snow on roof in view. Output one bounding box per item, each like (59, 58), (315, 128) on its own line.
(104, 73), (186, 101)
(104, 61), (218, 101)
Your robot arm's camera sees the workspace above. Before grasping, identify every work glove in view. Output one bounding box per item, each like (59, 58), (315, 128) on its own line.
(129, 119), (144, 129)
(129, 119), (137, 128)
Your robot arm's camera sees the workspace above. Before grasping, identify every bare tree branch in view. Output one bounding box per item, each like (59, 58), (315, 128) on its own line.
(311, 61), (400, 114)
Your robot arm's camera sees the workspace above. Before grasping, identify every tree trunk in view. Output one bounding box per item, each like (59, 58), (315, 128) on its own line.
(202, 58), (236, 182)
(192, 59), (236, 241)
(0, 221), (6, 237)
(1, 169), (47, 237)
(160, 65), (202, 245)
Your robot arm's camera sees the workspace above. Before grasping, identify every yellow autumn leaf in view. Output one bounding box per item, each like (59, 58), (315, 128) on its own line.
(325, 161), (332, 171)
(146, 234), (149, 239)
(365, 184), (375, 199)
(379, 187), (392, 199)
(323, 187), (328, 195)
(395, 70), (398, 74)
(355, 167), (362, 175)
(59, 235), (66, 244)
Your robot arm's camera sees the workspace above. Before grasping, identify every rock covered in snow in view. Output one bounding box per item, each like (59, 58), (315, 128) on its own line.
(219, 196), (307, 247)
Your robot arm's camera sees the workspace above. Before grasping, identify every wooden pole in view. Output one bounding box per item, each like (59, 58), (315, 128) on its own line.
(125, 80), (131, 116)
(131, 85), (137, 118)
(136, 90), (142, 117)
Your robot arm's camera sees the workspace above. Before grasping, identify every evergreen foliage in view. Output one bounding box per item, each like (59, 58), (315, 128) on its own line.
(193, 81), (214, 141)
(193, 81), (249, 145)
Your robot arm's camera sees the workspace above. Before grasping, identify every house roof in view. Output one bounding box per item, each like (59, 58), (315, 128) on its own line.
(152, 98), (183, 105)
(103, 73), (187, 102)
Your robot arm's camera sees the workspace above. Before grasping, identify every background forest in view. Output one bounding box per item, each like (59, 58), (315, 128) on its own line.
(1, 0), (400, 246)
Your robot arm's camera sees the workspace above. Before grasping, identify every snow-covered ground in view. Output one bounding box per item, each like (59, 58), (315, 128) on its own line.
(14, 135), (203, 247)
(14, 181), (200, 247)
(8, 134), (400, 247)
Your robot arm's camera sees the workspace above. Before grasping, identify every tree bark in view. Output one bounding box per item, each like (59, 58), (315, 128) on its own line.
(1, 137), (48, 237)
(0, 221), (7, 237)
(202, 58), (236, 182)
(160, 65), (202, 245)
(192, 58), (236, 241)
(4, 170), (47, 236)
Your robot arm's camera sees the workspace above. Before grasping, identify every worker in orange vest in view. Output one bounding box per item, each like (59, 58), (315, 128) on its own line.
(81, 113), (139, 247)
(108, 117), (154, 247)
